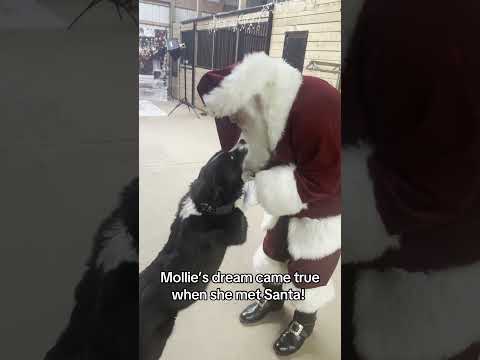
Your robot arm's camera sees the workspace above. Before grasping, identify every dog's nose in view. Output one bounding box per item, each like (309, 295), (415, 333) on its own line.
(237, 140), (248, 154)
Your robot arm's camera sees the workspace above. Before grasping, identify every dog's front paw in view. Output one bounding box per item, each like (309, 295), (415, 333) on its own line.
(236, 212), (248, 245)
(223, 209), (248, 246)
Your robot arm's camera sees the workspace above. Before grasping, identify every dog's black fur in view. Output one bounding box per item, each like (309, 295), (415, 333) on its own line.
(44, 178), (139, 360)
(139, 143), (248, 360)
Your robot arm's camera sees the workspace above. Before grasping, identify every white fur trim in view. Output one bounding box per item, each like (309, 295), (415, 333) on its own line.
(341, 144), (400, 263)
(242, 135), (271, 178)
(203, 52), (302, 151)
(96, 221), (137, 273)
(252, 245), (287, 275)
(261, 211), (279, 231)
(179, 196), (201, 219)
(255, 164), (307, 217)
(354, 263), (480, 360)
(284, 281), (335, 313)
(243, 180), (259, 208)
(287, 215), (341, 261)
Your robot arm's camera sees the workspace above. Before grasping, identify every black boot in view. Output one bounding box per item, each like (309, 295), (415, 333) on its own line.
(274, 310), (316, 356)
(239, 283), (284, 324)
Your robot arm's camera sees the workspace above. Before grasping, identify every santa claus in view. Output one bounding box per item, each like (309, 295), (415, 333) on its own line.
(341, 0), (480, 359)
(197, 52), (341, 355)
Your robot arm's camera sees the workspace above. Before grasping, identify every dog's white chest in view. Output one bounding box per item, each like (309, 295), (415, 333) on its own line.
(96, 222), (137, 273)
(179, 197), (201, 219)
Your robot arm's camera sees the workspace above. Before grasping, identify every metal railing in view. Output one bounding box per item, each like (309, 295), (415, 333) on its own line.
(174, 4), (274, 106)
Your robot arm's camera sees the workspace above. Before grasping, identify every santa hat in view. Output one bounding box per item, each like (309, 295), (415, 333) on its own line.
(197, 64), (236, 107)
(197, 63), (241, 151)
(196, 52), (303, 126)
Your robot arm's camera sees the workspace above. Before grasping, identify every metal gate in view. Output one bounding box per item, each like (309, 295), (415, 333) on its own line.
(176, 4), (274, 106)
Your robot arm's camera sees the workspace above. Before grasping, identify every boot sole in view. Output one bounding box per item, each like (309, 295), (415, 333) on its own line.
(273, 346), (302, 357)
(273, 339), (307, 357)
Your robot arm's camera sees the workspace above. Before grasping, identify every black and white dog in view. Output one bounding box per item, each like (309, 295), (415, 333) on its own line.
(139, 141), (249, 360)
(44, 178), (139, 360)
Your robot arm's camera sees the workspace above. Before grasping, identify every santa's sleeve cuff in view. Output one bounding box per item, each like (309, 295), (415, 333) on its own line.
(254, 164), (307, 216)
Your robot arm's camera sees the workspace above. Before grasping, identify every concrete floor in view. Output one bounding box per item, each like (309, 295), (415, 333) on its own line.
(139, 81), (341, 359)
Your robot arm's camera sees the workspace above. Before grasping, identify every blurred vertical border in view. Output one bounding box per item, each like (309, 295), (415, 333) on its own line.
(0, 1), (138, 358)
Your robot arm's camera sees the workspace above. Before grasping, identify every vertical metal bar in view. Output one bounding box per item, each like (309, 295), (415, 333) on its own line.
(211, 29), (215, 69)
(282, 32), (289, 60)
(192, 21), (197, 107)
(237, 27), (242, 61)
(169, 0), (176, 99)
(265, 4), (274, 55)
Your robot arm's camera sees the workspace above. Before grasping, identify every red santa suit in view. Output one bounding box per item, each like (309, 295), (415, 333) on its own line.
(197, 52), (341, 313)
(342, 0), (480, 359)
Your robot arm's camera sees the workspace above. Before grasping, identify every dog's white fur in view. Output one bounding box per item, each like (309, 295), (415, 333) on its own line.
(354, 262), (480, 360)
(96, 221), (137, 273)
(341, 144), (400, 263)
(179, 196), (201, 220)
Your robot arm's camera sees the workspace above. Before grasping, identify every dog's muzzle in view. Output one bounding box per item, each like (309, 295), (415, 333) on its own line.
(230, 138), (248, 154)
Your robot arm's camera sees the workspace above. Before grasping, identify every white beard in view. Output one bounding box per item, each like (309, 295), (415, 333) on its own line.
(238, 100), (272, 180)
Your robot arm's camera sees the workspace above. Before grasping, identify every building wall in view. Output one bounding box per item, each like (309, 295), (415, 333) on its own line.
(144, 0), (225, 13)
(269, 0), (341, 88)
(170, 0), (341, 107)
(138, 0), (211, 27)
(175, 8), (212, 22)
(140, 1), (170, 26)
(175, 0), (225, 13)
